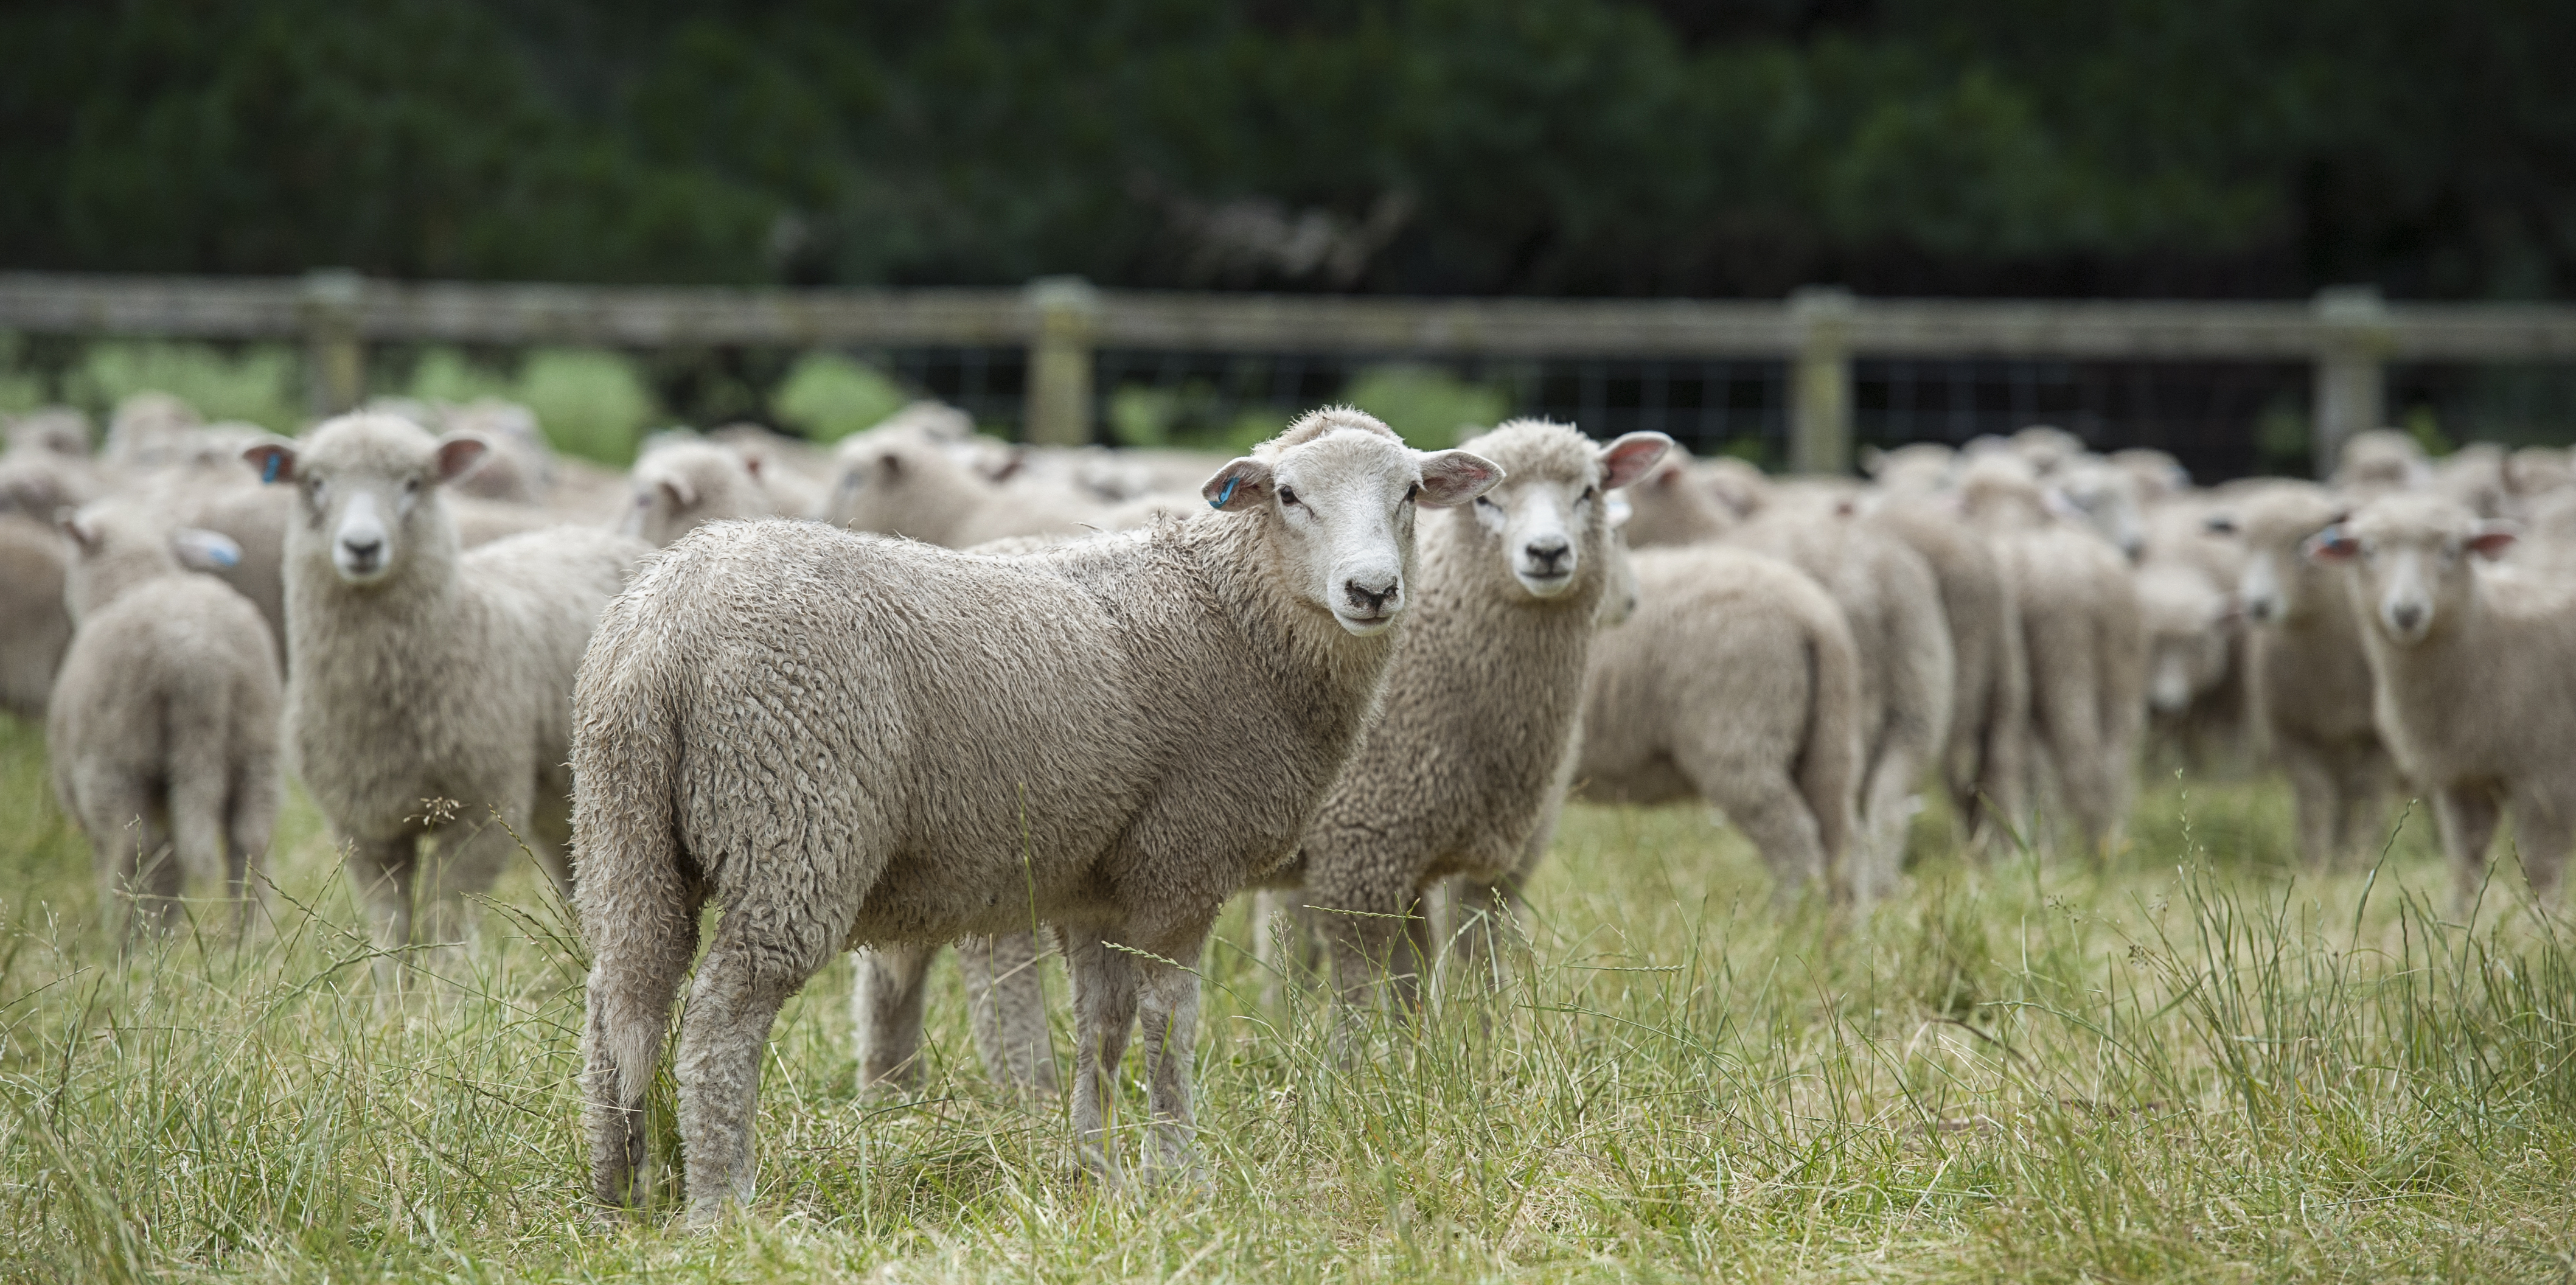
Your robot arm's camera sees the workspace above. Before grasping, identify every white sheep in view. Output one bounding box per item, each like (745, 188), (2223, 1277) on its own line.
(823, 424), (1104, 546)
(2309, 493), (2575, 902)
(2210, 480), (2395, 869)
(47, 502), (280, 935)
(621, 439), (809, 547)
(572, 408), (1501, 1222)
(1275, 419), (1669, 1008)
(1572, 543), (1864, 896)
(1954, 454), (2145, 856)
(241, 414), (652, 984)
(1868, 493), (2033, 854)
(0, 515), (72, 721)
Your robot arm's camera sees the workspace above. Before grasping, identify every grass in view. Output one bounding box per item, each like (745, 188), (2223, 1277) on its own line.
(0, 712), (2570, 1282)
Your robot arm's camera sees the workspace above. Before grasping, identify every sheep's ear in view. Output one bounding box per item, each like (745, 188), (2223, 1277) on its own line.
(2304, 526), (2360, 562)
(2202, 513), (2239, 536)
(55, 506), (97, 552)
(172, 528), (242, 571)
(1415, 449), (1504, 508)
(431, 432), (490, 484)
(2467, 522), (2519, 559)
(736, 450), (765, 481)
(1200, 458), (1273, 512)
(658, 475), (698, 509)
(241, 439), (298, 485)
(1597, 432), (1673, 491)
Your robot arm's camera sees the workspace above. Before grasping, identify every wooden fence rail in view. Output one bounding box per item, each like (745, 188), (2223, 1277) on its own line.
(7, 270), (2576, 475)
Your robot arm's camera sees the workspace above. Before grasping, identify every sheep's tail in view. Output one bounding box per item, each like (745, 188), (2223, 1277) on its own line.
(570, 622), (701, 1210)
(1800, 602), (1866, 873)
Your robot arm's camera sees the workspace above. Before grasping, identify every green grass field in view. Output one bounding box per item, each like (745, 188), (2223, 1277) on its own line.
(0, 709), (2569, 1282)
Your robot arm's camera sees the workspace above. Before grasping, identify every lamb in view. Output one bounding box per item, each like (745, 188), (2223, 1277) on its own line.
(47, 502), (280, 935)
(622, 439), (809, 546)
(2136, 497), (2252, 769)
(572, 408), (1501, 1222)
(823, 425), (1104, 546)
(2209, 480), (2393, 868)
(1571, 543), (1864, 896)
(1954, 454), (2145, 855)
(241, 414), (652, 983)
(2052, 456), (2149, 561)
(2331, 428), (2431, 496)
(1867, 494), (2032, 852)
(1266, 420), (1668, 1008)
(2308, 494), (2576, 903)
(0, 515), (73, 722)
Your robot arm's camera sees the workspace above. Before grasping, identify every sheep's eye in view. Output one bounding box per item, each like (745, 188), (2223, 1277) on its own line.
(1404, 483), (1419, 503)
(1278, 486), (1300, 508)
(403, 478), (421, 495)
(1581, 486), (1598, 501)
(1475, 495), (1497, 509)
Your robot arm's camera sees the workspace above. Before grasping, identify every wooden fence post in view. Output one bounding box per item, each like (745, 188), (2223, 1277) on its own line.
(1789, 286), (1855, 474)
(2312, 285), (2389, 478)
(1025, 276), (1099, 445)
(299, 269), (366, 420)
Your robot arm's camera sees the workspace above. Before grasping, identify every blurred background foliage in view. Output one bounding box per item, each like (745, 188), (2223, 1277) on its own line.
(7, 0), (2574, 302)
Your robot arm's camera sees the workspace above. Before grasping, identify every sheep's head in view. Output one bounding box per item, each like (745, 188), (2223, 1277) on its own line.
(2306, 494), (2513, 647)
(2225, 484), (2344, 627)
(824, 430), (963, 537)
(55, 501), (238, 620)
(2136, 565), (2232, 716)
(626, 442), (758, 547)
(1206, 407), (1501, 636)
(1454, 419), (1668, 601)
(243, 413), (485, 588)
(2052, 459), (2148, 562)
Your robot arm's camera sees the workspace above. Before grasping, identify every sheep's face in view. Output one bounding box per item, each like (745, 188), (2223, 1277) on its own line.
(824, 434), (944, 535)
(2138, 569), (2230, 715)
(2052, 462), (2146, 562)
(2308, 497), (2513, 647)
(243, 414), (486, 588)
(1204, 426), (1502, 636)
(625, 445), (748, 548)
(2227, 490), (2345, 627)
(1461, 423), (1668, 600)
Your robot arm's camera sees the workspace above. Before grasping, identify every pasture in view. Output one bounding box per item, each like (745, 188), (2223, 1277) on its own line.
(0, 710), (2567, 1281)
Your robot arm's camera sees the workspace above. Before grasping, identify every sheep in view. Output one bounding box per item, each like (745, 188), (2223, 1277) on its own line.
(0, 515), (72, 721)
(1570, 543), (1864, 897)
(2136, 497), (2252, 770)
(622, 439), (810, 547)
(2331, 428), (2431, 495)
(1867, 494), (2032, 852)
(2008, 425), (2087, 476)
(1265, 420), (1669, 1009)
(2109, 447), (2193, 508)
(102, 391), (204, 470)
(2308, 494), (2576, 903)
(1954, 454), (2146, 856)
(436, 400), (558, 504)
(1862, 442), (1960, 497)
(572, 408), (1502, 1221)
(2052, 456), (2149, 561)
(47, 502), (280, 936)
(2209, 480), (2394, 869)
(823, 425), (1104, 546)
(240, 414), (652, 984)
(2432, 442), (2508, 520)
(5, 406), (92, 459)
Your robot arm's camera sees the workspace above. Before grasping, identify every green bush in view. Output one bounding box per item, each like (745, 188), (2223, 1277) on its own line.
(771, 352), (913, 443)
(1342, 364), (1511, 448)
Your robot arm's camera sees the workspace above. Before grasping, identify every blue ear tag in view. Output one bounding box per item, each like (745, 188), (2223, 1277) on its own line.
(261, 453), (280, 484)
(1211, 476), (1239, 509)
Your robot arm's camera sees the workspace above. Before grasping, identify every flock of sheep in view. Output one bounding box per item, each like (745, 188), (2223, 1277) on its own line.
(0, 386), (2567, 1224)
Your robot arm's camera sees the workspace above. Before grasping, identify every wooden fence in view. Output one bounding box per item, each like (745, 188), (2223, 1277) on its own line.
(7, 270), (2576, 474)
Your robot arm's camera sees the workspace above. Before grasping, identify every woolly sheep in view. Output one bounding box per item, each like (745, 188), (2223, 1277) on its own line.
(242, 414), (652, 984)
(1275, 420), (1669, 1008)
(2210, 481), (2393, 868)
(1572, 544), (1864, 896)
(2136, 497), (2252, 768)
(572, 408), (1501, 1221)
(622, 439), (809, 547)
(4, 406), (92, 459)
(0, 515), (72, 721)
(48, 502), (280, 935)
(2331, 428), (2431, 496)
(1868, 494), (2032, 851)
(2052, 456), (2149, 561)
(2309, 495), (2576, 902)
(1954, 454), (2145, 855)
(823, 425), (1104, 546)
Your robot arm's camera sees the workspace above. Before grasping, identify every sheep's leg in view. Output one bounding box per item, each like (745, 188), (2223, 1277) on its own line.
(583, 892), (703, 1211)
(2278, 744), (2342, 872)
(1856, 745), (1923, 907)
(1701, 768), (1829, 902)
(851, 942), (935, 1096)
(344, 835), (416, 993)
(1060, 928), (1141, 1187)
(675, 911), (836, 1228)
(2434, 784), (2505, 913)
(167, 756), (231, 908)
(226, 764), (281, 935)
(2505, 785), (2572, 903)
(1133, 936), (1208, 1185)
(960, 932), (1058, 1096)
(2330, 750), (2392, 868)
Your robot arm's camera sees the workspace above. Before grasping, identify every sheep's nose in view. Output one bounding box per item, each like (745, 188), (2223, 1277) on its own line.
(341, 535), (382, 562)
(2244, 596), (2276, 624)
(1345, 577), (1398, 615)
(2390, 602), (2426, 632)
(1525, 537), (1571, 573)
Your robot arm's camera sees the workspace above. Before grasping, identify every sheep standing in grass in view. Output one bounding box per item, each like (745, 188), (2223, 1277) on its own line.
(1281, 420), (1669, 1008)
(47, 503), (280, 935)
(1573, 544), (1864, 896)
(2216, 481), (2395, 869)
(1868, 495), (2031, 853)
(574, 409), (1500, 1222)
(0, 516), (72, 721)
(243, 414), (650, 984)
(2310, 495), (2576, 904)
